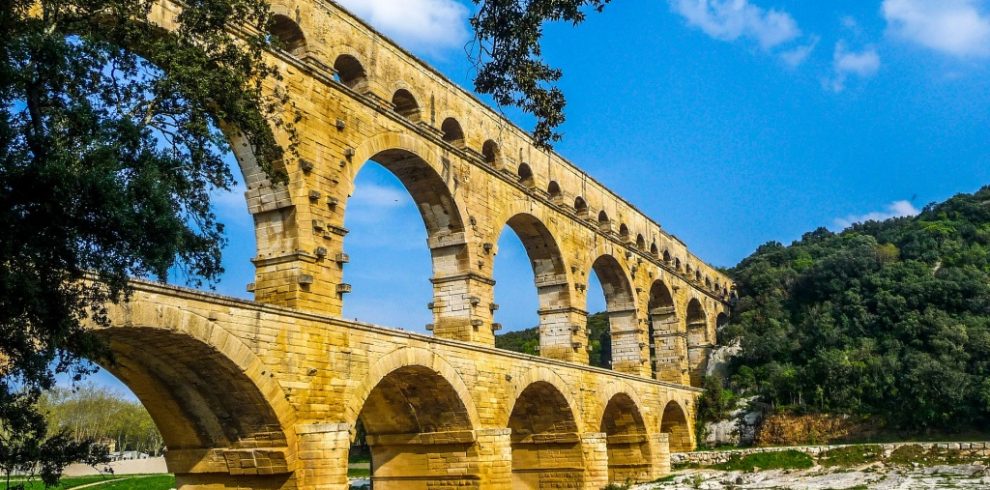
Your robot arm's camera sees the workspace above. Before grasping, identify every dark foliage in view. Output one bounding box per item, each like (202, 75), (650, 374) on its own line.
(1, 0), (287, 481)
(469, 0), (609, 147)
(724, 186), (990, 430)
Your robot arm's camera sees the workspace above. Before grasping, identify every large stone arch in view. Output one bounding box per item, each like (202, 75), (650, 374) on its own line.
(649, 280), (688, 384)
(599, 393), (654, 484)
(346, 132), (489, 342)
(94, 304), (296, 484)
(586, 253), (644, 375)
(491, 211), (582, 362)
(660, 400), (693, 453)
(507, 373), (585, 489)
(347, 347), (483, 488)
(684, 297), (710, 387)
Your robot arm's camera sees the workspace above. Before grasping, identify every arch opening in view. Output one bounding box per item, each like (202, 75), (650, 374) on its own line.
(686, 299), (710, 388)
(573, 196), (588, 216)
(493, 214), (573, 360)
(597, 210), (610, 231)
(661, 401), (692, 453)
(588, 255), (643, 374)
(517, 163), (534, 187)
(547, 181), (562, 200)
(482, 139), (500, 166)
(391, 89), (420, 121)
(441, 117), (465, 147)
(508, 382), (584, 488)
(600, 394), (653, 483)
(342, 149), (466, 329)
(635, 234), (646, 251)
(268, 15), (306, 56)
(649, 281), (685, 383)
(333, 54), (367, 91)
(91, 326), (293, 486)
(650, 242), (659, 257)
(355, 365), (479, 488)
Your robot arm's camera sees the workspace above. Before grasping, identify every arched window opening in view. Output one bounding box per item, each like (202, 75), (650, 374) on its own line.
(441, 117), (465, 147)
(588, 255), (641, 374)
(600, 394), (652, 483)
(650, 242), (659, 257)
(649, 281), (681, 383)
(333, 54), (367, 91)
(716, 312), (729, 330)
(343, 150), (465, 330)
(675, 257), (682, 271)
(574, 196), (588, 215)
(597, 210), (610, 231)
(663, 250), (671, 263)
(547, 181), (562, 200)
(695, 270), (702, 282)
(517, 163), (534, 187)
(391, 89), (420, 121)
(661, 401), (693, 452)
(268, 15), (306, 56)
(636, 234), (646, 251)
(482, 140), (500, 166)
(705, 277), (712, 289)
(509, 382), (584, 487)
(493, 214), (570, 360)
(355, 366), (477, 485)
(618, 223), (630, 239)
(685, 299), (709, 388)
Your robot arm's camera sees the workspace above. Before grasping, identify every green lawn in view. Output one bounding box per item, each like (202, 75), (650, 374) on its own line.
(4, 474), (174, 490)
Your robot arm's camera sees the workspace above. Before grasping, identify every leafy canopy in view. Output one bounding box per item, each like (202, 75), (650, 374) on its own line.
(724, 186), (990, 430)
(470, 0), (609, 148)
(1, 0), (289, 482)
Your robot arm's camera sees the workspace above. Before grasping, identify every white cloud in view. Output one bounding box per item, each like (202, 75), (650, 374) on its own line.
(827, 41), (881, 92)
(780, 36), (819, 67)
(669, 0), (802, 50)
(834, 200), (920, 229)
(883, 0), (990, 58)
(335, 0), (469, 55)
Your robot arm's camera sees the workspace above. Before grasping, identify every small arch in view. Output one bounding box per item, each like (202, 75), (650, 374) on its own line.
(391, 89), (420, 121)
(619, 223), (630, 238)
(675, 257), (682, 271)
(716, 312), (729, 329)
(441, 117), (465, 147)
(662, 249), (671, 263)
(482, 139), (500, 166)
(588, 255), (641, 373)
(686, 298), (709, 388)
(268, 15), (306, 55)
(649, 281), (681, 383)
(597, 210), (610, 231)
(636, 234), (646, 251)
(517, 163), (534, 187)
(600, 393), (652, 483)
(333, 54), (367, 91)
(574, 196), (588, 214)
(695, 269), (702, 282)
(661, 401), (692, 452)
(650, 242), (659, 257)
(705, 276), (712, 288)
(547, 181), (562, 200)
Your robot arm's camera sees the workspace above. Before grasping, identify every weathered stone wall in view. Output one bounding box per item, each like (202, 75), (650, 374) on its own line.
(96, 281), (701, 489)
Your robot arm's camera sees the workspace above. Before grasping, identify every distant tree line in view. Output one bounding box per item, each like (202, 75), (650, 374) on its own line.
(496, 312), (612, 368)
(723, 186), (990, 431)
(38, 385), (163, 456)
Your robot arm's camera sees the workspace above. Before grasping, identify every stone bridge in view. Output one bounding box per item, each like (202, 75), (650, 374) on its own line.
(91, 1), (735, 489)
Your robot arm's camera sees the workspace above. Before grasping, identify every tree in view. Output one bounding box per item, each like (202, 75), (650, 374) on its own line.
(1, 0), (289, 481)
(469, 0), (610, 147)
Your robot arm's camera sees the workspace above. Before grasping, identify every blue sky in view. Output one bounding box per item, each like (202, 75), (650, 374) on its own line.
(88, 0), (990, 395)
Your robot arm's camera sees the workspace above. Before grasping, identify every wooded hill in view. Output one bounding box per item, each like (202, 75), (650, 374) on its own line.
(496, 186), (990, 432)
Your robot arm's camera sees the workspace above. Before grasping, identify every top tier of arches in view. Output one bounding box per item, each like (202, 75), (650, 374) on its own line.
(261, 2), (732, 299)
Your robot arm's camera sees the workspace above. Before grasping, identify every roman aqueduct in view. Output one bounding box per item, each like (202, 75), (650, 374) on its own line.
(91, 0), (735, 488)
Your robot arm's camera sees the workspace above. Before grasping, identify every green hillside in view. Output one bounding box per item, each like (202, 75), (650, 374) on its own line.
(496, 312), (612, 368)
(724, 186), (990, 430)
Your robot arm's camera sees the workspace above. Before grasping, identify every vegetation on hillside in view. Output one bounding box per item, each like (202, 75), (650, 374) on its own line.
(723, 186), (990, 431)
(496, 312), (612, 368)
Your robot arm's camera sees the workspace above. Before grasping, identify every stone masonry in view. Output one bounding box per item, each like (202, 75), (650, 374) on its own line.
(90, 0), (736, 488)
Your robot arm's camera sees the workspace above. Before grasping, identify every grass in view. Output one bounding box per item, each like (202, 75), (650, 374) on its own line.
(714, 450), (815, 472)
(347, 467), (370, 478)
(3, 475), (174, 490)
(887, 445), (988, 467)
(818, 445), (884, 467)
